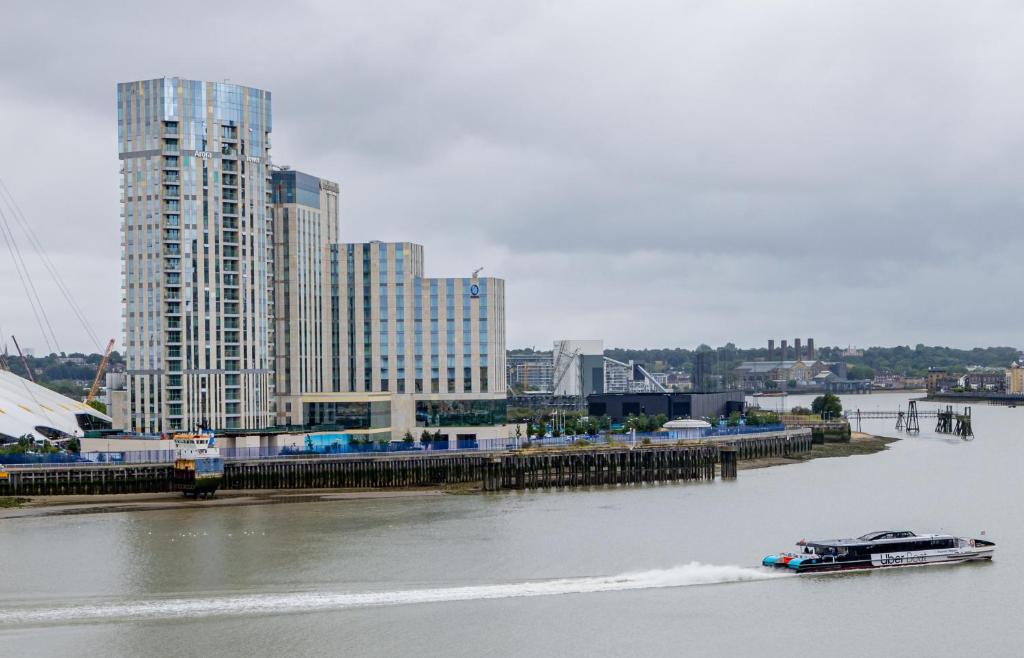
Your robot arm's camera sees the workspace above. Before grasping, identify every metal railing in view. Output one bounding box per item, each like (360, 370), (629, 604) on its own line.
(1, 426), (795, 467)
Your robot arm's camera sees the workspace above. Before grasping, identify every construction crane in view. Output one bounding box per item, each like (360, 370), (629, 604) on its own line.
(551, 344), (581, 395)
(86, 338), (116, 404)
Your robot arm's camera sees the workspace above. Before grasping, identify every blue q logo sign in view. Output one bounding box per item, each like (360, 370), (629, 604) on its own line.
(470, 283), (480, 298)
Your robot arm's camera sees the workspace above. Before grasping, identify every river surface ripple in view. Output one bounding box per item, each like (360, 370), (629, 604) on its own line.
(1, 392), (1021, 657)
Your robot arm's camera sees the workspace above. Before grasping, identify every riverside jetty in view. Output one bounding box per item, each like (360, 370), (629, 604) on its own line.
(0, 429), (811, 496)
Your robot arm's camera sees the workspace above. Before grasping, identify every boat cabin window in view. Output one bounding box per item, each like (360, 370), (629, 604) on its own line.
(860, 538), (955, 554)
(808, 545), (848, 557)
(858, 531), (916, 541)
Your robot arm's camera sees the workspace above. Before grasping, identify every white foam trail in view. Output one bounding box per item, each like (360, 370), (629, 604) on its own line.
(0, 563), (789, 626)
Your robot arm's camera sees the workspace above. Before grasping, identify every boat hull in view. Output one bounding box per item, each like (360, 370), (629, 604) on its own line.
(763, 545), (994, 573)
(173, 457), (224, 498)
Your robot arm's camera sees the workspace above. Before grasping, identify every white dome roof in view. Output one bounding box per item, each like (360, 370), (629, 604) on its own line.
(0, 370), (111, 442)
(663, 419), (712, 429)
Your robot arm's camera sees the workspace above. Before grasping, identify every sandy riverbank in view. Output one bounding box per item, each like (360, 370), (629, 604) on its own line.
(2, 434), (897, 519)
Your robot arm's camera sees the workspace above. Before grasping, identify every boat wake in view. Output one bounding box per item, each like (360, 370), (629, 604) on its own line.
(0, 562), (790, 626)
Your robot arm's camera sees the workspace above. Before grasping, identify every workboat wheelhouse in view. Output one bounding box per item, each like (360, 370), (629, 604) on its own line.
(763, 530), (995, 573)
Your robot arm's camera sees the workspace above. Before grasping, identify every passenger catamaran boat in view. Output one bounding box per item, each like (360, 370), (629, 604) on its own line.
(763, 530), (995, 573)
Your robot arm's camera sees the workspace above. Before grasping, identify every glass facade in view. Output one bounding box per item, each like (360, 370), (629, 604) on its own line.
(119, 77), (273, 433)
(415, 399), (507, 427)
(272, 170), (322, 208)
(303, 401), (391, 429)
(327, 241), (505, 399)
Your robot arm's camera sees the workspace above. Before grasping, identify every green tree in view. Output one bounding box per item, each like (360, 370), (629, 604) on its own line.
(847, 365), (875, 381)
(787, 379), (798, 389)
(86, 399), (107, 414)
(812, 393), (843, 419)
(402, 431), (414, 444)
(420, 430), (433, 444)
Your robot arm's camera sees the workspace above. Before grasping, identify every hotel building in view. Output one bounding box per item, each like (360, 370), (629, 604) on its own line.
(295, 241), (510, 442)
(117, 78), (274, 433)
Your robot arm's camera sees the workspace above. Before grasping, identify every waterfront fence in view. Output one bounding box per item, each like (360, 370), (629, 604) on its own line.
(1, 424), (787, 467)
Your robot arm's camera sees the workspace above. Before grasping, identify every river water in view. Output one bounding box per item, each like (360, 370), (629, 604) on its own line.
(1, 392), (1021, 656)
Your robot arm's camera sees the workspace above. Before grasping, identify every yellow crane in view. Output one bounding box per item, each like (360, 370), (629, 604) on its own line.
(86, 338), (116, 404)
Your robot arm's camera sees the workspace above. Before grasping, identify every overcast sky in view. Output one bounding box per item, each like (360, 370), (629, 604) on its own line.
(1, 0), (1021, 355)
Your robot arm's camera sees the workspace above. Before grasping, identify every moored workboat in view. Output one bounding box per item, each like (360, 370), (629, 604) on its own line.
(763, 530), (994, 573)
(172, 432), (223, 498)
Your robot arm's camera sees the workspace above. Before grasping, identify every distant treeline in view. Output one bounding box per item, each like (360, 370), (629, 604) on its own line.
(2, 350), (125, 399)
(509, 344), (1021, 379)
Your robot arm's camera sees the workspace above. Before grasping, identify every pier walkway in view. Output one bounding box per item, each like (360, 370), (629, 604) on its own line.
(1, 430), (811, 496)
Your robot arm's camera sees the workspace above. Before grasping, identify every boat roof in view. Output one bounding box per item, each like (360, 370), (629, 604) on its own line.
(802, 531), (953, 546)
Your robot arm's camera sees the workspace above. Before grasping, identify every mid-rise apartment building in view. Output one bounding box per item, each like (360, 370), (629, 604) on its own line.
(118, 78), (274, 432)
(1007, 362), (1024, 394)
(271, 168), (339, 424)
(507, 352), (555, 392)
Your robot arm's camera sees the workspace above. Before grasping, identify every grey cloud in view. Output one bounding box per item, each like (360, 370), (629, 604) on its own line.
(0, 0), (1021, 353)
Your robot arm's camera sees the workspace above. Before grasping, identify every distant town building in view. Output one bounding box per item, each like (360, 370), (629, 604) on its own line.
(959, 367), (1006, 392)
(1006, 362), (1024, 394)
(552, 340), (604, 397)
(903, 377), (927, 389)
(766, 338), (818, 361)
(734, 359), (831, 390)
(507, 352), (554, 392)
(872, 371), (905, 389)
(692, 351), (718, 391)
(603, 358), (668, 393)
(667, 370), (692, 391)
(926, 367), (959, 393)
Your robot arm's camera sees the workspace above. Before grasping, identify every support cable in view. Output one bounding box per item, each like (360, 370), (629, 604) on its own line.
(0, 178), (102, 351)
(0, 202), (59, 354)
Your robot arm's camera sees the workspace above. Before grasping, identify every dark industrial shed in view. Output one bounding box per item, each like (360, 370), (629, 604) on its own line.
(586, 391), (745, 422)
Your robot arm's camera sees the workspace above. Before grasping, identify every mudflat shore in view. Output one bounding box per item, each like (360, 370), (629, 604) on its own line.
(740, 432), (898, 470)
(0, 488), (447, 520)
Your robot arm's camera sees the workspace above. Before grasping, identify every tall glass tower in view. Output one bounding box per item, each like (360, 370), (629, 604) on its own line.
(117, 78), (274, 432)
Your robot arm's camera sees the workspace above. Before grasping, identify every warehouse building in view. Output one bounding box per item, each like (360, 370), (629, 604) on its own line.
(586, 391), (744, 422)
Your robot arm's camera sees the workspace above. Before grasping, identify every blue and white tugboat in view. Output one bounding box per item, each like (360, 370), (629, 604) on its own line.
(172, 432), (224, 499)
(763, 530), (995, 573)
